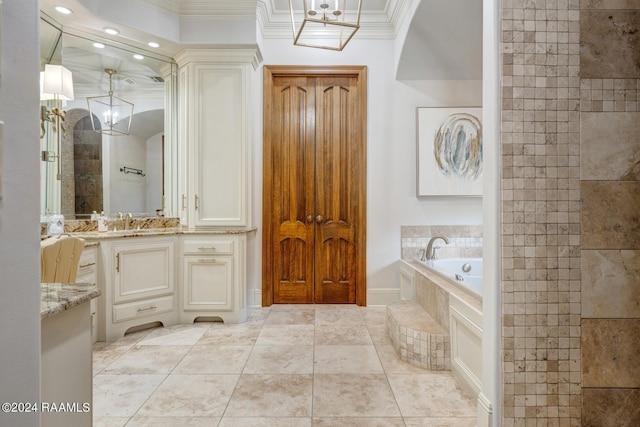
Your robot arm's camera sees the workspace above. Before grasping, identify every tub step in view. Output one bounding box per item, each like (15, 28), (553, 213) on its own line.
(386, 300), (450, 371)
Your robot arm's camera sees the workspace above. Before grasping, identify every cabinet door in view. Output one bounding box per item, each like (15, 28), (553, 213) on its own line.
(193, 65), (248, 227)
(175, 49), (259, 229)
(113, 241), (174, 304)
(183, 256), (233, 311)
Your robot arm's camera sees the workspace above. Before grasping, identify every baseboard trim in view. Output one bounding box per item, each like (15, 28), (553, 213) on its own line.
(249, 288), (262, 308)
(366, 288), (401, 306)
(477, 391), (492, 427)
(250, 287), (400, 307)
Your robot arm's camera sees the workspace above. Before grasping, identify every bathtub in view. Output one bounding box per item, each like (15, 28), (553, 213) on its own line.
(399, 257), (483, 399)
(422, 257), (483, 301)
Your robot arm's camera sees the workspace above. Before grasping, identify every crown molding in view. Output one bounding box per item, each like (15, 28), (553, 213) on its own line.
(131, 0), (413, 39)
(174, 47), (263, 69)
(133, 0), (259, 17)
(257, 0), (413, 40)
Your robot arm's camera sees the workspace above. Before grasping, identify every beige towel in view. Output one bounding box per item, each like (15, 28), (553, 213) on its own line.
(40, 236), (86, 283)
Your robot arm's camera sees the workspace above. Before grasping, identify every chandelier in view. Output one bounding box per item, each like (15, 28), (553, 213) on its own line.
(289, 0), (362, 51)
(87, 69), (134, 136)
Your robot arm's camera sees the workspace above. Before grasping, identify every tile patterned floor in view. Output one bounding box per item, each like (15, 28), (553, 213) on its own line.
(92, 304), (477, 427)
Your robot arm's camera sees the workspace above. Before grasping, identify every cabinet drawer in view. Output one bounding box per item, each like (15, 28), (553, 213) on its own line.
(76, 272), (97, 286)
(77, 248), (97, 278)
(112, 295), (174, 323)
(183, 239), (234, 255)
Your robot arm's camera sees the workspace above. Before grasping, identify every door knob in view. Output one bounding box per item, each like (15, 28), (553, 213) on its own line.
(306, 215), (314, 223)
(316, 215), (324, 223)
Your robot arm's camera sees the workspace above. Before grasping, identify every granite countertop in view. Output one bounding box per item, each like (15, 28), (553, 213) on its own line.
(41, 283), (101, 320)
(67, 227), (257, 240)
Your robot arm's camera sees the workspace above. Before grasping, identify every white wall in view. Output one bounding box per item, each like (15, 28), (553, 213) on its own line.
(249, 38), (483, 304)
(146, 132), (163, 214)
(0, 1), (42, 426)
(107, 134), (147, 214)
(481, 0), (503, 424)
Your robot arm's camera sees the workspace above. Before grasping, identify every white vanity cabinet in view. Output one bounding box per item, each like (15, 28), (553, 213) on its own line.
(175, 49), (260, 228)
(180, 234), (247, 323)
(76, 245), (99, 343)
(97, 236), (178, 342)
(85, 230), (252, 342)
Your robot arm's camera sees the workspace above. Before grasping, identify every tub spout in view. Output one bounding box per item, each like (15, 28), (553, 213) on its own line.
(426, 235), (449, 260)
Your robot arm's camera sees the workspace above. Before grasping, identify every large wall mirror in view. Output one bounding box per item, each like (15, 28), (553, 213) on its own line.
(40, 16), (177, 219)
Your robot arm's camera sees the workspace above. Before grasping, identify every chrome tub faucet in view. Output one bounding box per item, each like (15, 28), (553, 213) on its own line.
(425, 235), (449, 260)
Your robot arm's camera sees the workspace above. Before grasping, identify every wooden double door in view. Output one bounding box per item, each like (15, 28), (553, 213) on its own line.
(262, 66), (367, 305)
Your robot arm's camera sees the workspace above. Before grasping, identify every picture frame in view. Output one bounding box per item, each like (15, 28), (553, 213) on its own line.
(416, 107), (483, 197)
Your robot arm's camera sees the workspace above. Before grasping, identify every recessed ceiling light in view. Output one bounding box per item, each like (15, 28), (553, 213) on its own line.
(104, 28), (119, 35)
(93, 42), (105, 49)
(133, 54), (144, 60)
(54, 5), (73, 15)
(148, 42), (160, 48)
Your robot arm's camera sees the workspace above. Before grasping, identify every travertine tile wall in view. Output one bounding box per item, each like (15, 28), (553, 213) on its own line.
(500, 0), (582, 425)
(501, 0), (640, 425)
(400, 225), (483, 260)
(578, 2), (640, 426)
(61, 110), (103, 217)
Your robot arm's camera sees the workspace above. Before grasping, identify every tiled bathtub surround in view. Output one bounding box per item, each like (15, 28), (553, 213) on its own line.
(401, 225), (483, 261)
(386, 300), (451, 371)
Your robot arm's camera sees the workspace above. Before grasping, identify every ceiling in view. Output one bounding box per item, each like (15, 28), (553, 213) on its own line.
(40, 0), (482, 81)
(397, 0), (482, 80)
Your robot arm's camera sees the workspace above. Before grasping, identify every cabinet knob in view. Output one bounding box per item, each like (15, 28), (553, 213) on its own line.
(306, 215), (314, 223)
(316, 215), (324, 223)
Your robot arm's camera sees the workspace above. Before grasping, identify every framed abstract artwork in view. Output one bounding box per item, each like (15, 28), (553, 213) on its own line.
(416, 107), (483, 197)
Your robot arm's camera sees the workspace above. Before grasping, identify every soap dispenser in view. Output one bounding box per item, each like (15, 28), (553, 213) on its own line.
(97, 211), (108, 232)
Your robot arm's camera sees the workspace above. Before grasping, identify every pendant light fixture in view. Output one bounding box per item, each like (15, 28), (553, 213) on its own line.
(87, 68), (134, 136)
(289, 0), (362, 51)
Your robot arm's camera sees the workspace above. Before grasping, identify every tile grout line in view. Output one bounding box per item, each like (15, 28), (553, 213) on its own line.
(217, 308), (267, 424)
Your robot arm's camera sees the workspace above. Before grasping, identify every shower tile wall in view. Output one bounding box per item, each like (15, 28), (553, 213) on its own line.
(501, 0), (640, 425)
(578, 2), (640, 426)
(61, 110), (103, 217)
(500, 0), (582, 425)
